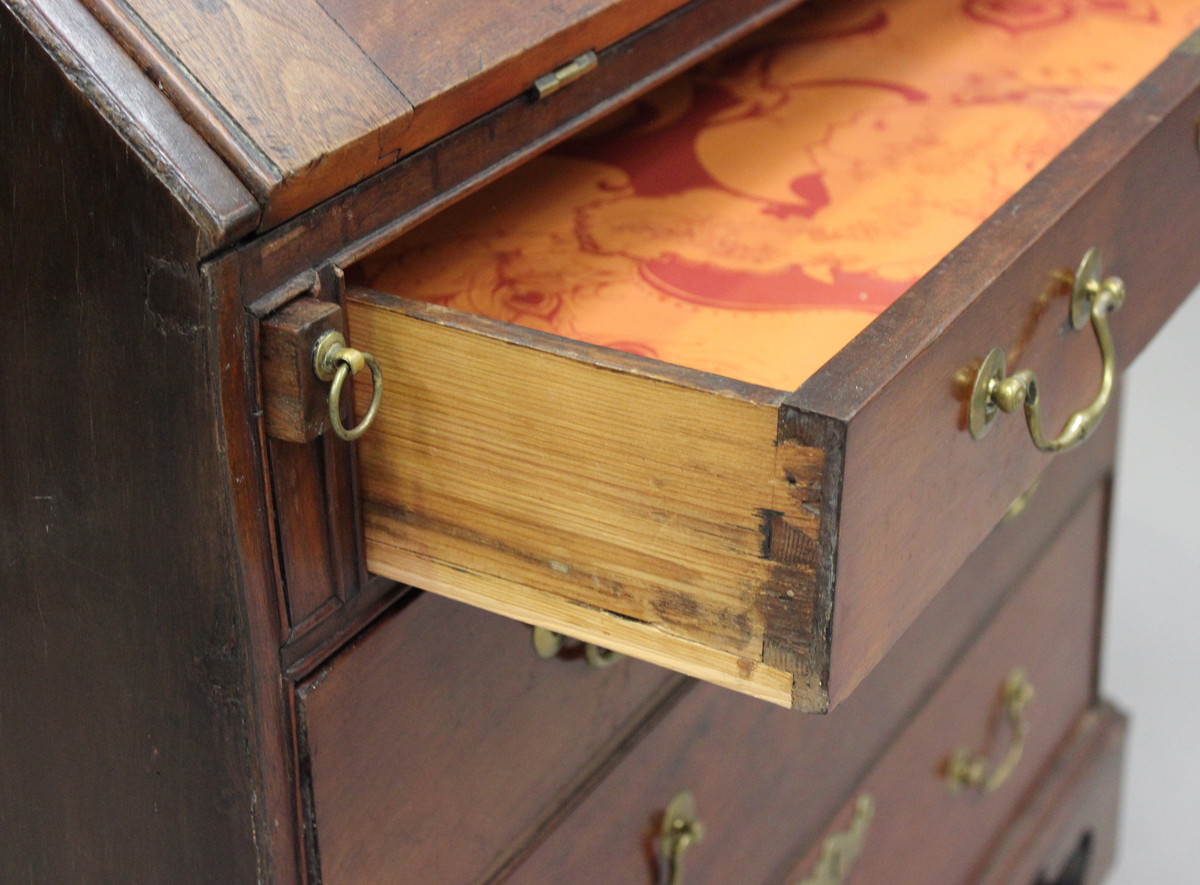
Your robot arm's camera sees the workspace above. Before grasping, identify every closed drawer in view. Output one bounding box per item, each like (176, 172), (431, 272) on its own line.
(299, 0), (1200, 710)
(972, 704), (1128, 885)
(784, 704), (1129, 885)
(776, 501), (1104, 885)
(293, 399), (1113, 885)
(498, 480), (1107, 885)
(295, 593), (679, 885)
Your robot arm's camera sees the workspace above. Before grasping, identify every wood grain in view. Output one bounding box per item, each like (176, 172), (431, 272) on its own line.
(297, 592), (684, 885)
(269, 439), (339, 629)
(346, 289), (821, 708)
(234, 2), (1200, 713)
(17, 0), (258, 253)
(227, 0), (811, 296)
(261, 296), (343, 443)
(0, 6), (272, 879)
(784, 36), (1200, 706)
(206, 255), (304, 885)
(322, 0), (690, 156)
(505, 480), (1109, 885)
(83, 0), (414, 227)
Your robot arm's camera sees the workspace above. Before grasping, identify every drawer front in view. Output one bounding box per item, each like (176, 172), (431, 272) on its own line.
(500, 484), (1107, 885)
(326, 19), (1200, 709)
(295, 593), (679, 885)
(780, 499), (1105, 885)
(973, 704), (1127, 885)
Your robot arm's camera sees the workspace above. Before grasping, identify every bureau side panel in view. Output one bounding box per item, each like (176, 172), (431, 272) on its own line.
(0, 7), (265, 883)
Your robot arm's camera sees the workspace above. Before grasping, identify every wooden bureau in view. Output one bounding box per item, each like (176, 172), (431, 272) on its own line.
(2, 0), (1195, 881)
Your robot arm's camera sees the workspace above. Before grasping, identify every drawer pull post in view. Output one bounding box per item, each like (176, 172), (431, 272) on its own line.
(531, 626), (624, 669)
(946, 668), (1035, 794)
(658, 791), (704, 885)
(795, 794), (875, 885)
(969, 247), (1124, 452)
(313, 331), (383, 442)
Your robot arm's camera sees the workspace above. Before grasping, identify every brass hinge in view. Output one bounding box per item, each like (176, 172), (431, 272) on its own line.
(532, 51), (598, 99)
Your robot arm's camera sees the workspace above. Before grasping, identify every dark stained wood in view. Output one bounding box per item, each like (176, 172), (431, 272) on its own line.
(267, 430), (370, 637)
(205, 255), (303, 885)
(778, 506), (1102, 885)
(0, 3), (274, 880)
(322, 0), (690, 156)
(15, 0), (259, 254)
(280, 576), (408, 680)
(79, 0), (813, 231)
(973, 704), (1128, 885)
(269, 439), (340, 628)
(80, 0), (414, 228)
(500, 479), (1111, 885)
(261, 297), (343, 443)
(296, 593), (686, 885)
(782, 38), (1200, 706)
(229, 0), (811, 292)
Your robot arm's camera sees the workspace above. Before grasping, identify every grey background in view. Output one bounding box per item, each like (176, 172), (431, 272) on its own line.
(1102, 286), (1200, 882)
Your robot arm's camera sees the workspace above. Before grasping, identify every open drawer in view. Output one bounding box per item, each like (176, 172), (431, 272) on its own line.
(264, 0), (1200, 710)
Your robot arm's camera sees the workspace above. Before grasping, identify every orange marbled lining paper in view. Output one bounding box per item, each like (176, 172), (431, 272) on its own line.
(354, 0), (1200, 391)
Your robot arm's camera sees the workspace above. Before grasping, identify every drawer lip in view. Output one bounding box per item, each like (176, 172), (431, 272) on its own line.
(258, 22), (1200, 711)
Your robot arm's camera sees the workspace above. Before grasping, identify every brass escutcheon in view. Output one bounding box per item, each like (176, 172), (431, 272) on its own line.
(795, 794), (875, 885)
(313, 331), (383, 442)
(658, 791), (705, 885)
(531, 626), (624, 669)
(946, 668), (1035, 794)
(968, 247), (1124, 453)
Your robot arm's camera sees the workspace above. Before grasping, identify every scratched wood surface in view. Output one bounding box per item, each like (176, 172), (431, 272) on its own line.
(321, 0), (692, 155)
(77, 0), (725, 227)
(346, 289), (823, 708)
(0, 1), (290, 880)
(82, 0), (413, 226)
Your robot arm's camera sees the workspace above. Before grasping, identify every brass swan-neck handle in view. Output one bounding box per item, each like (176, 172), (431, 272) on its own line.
(969, 247), (1125, 453)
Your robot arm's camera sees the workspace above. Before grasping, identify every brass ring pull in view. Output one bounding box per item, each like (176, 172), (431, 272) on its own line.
(969, 247), (1125, 453)
(946, 668), (1035, 794)
(313, 331), (383, 442)
(795, 794), (875, 885)
(531, 626), (625, 669)
(658, 792), (704, 885)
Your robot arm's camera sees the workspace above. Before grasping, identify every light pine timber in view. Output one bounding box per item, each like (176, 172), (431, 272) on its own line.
(346, 290), (825, 708)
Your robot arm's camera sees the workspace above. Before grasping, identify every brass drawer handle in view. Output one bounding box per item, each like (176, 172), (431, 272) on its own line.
(795, 794), (875, 885)
(946, 668), (1035, 794)
(658, 791), (704, 885)
(313, 331), (383, 442)
(531, 626), (625, 669)
(969, 247), (1124, 453)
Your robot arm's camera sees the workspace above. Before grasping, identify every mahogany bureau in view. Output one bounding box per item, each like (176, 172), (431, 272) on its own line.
(2, 0), (1196, 882)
